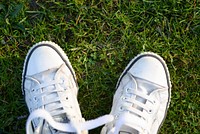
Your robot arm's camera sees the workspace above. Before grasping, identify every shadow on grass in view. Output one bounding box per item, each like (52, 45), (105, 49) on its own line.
(0, 56), (28, 133)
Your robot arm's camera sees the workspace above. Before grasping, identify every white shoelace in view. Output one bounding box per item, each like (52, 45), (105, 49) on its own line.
(26, 76), (76, 117)
(26, 109), (114, 134)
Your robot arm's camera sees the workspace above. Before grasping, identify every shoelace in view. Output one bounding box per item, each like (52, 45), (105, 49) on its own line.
(108, 74), (158, 134)
(26, 109), (114, 134)
(26, 76), (76, 118)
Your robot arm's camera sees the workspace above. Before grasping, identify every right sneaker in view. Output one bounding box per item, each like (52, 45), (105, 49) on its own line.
(101, 52), (171, 134)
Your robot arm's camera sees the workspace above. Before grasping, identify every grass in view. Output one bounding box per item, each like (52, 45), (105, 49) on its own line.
(0, 0), (199, 133)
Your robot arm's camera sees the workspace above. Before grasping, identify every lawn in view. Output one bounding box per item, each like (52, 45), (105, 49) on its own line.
(0, 0), (199, 133)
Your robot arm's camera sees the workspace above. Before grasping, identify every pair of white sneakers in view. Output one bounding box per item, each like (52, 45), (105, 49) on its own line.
(22, 41), (171, 134)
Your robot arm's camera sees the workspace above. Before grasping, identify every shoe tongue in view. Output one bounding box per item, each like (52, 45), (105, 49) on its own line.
(136, 77), (163, 95)
(125, 75), (162, 106)
(31, 64), (62, 83)
(134, 77), (158, 102)
(41, 121), (69, 134)
(114, 112), (147, 134)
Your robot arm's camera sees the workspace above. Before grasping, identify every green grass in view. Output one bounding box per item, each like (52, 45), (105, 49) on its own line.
(0, 0), (199, 133)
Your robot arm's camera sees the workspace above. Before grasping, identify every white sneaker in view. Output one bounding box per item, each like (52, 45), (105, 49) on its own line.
(22, 41), (85, 134)
(101, 52), (171, 134)
(22, 41), (113, 134)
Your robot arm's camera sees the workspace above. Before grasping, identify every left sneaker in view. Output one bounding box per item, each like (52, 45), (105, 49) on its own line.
(22, 41), (86, 133)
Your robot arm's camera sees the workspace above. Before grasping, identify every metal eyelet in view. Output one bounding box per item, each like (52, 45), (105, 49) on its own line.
(119, 106), (124, 111)
(126, 88), (130, 93)
(34, 96), (37, 101)
(148, 109), (153, 114)
(121, 97), (126, 100)
(62, 79), (65, 84)
(31, 88), (35, 92)
(115, 115), (119, 119)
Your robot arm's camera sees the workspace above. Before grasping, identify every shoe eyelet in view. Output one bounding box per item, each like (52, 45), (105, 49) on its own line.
(126, 88), (129, 92)
(125, 88), (130, 93)
(119, 106), (124, 111)
(34, 96), (37, 101)
(62, 79), (65, 84)
(121, 97), (126, 100)
(115, 115), (119, 119)
(148, 109), (153, 114)
(31, 88), (35, 92)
